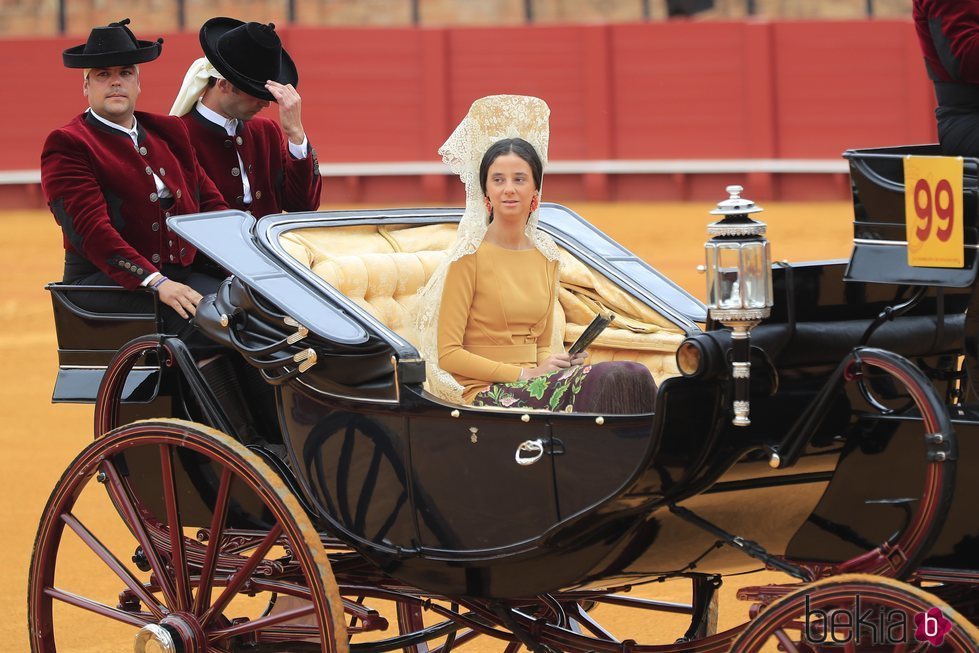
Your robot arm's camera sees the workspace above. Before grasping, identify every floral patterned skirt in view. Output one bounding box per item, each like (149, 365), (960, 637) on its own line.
(471, 361), (656, 414)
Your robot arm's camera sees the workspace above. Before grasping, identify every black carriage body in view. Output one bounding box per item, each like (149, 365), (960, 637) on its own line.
(162, 191), (979, 598)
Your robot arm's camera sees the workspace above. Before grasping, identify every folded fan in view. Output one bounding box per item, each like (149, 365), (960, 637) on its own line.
(568, 308), (614, 356)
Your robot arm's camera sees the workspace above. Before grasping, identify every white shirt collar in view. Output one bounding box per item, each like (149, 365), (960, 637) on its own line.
(87, 108), (139, 144)
(196, 99), (239, 136)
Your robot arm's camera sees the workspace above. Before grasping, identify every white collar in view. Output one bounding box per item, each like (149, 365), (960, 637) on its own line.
(196, 99), (238, 135)
(87, 107), (138, 139)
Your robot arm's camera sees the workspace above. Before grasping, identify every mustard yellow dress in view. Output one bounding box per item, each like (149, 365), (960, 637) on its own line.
(437, 242), (559, 403)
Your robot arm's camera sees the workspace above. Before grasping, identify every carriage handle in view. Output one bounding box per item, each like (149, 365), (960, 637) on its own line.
(515, 438), (545, 466)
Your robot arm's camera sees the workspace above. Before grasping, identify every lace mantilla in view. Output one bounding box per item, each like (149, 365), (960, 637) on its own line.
(414, 95), (561, 403)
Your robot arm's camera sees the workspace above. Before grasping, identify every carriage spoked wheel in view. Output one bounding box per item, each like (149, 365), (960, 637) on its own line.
(731, 574), (979, 652)
(28, 418), (349, 653)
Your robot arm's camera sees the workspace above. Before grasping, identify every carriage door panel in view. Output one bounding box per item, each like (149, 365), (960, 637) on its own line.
(549, 414), (652, 520)
(409, 410), (558, 551)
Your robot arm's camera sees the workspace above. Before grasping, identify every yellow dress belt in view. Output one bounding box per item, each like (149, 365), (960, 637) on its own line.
(465, 343), (537, 364)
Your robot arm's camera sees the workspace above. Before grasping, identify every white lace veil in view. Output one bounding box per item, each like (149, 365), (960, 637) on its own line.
(413, 95), (562, 403)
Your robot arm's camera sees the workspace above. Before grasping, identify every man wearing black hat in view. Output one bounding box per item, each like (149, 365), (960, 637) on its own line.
(42, 19), (229, 350)
(170, 17), (322, 218)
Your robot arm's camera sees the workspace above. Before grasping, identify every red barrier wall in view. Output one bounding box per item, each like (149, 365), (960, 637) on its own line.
(0, 20), (936, 203)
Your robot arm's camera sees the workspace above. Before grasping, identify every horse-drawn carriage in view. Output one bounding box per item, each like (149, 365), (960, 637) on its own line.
(29, 146), (979, 651)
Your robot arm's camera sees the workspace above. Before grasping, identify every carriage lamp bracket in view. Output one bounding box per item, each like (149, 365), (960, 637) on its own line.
(668, 504), (809, 581)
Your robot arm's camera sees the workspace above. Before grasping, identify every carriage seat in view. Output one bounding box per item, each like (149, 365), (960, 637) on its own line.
(279, 224), (685, 386)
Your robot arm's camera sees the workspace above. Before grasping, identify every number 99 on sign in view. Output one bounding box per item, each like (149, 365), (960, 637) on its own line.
(903, 156), (963, 268)
(912, 178), (954, 243)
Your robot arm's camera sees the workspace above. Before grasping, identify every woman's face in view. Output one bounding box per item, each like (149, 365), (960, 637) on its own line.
(485, 152), (537, 224)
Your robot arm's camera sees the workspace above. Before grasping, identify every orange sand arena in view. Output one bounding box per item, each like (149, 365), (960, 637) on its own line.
(0, 201), (854, 652)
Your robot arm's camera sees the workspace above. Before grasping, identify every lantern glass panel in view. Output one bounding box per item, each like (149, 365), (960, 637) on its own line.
(740, 240), (771, 309)
(706, 243), (744, 309)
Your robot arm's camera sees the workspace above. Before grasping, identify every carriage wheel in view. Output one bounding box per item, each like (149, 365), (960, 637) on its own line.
(28, 418), (349, 653)
(731, 574), (979, 652)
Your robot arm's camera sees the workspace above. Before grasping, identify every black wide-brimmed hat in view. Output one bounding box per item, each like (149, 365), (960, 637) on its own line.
(63, 18), (163, 69)
(200, 17), (298, 101)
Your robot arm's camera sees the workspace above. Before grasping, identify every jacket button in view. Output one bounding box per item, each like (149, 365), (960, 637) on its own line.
(151, 222), (160, 231)
(175, 189), (182, 199)
(255, 190), (262, 200)
(224, 140), (232, 148)
(139, 146), (147, 156)
(136, 267), (143, 275)
(168, 240), (173, 246)
(164, 212), (171, 218)
(247, 164), (253, 174)
(236, 136), (243, 145)
(151, 253), (161, 263)
(232, 167), (240, 177)
(235, 195), (244, 206)
(145, 166), (153, 175)
(159, 168), (166, 177)
(118, 260), (126, 267)
(169, 255), (175, 262)
(180, 247), (186, 257)
(149, 192), (158, 202)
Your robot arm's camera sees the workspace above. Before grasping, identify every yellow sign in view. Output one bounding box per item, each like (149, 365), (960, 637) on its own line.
(904, 155), (964, 268)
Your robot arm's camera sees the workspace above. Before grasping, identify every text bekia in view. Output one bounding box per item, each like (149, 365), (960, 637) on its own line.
(804, 595), (951, 646)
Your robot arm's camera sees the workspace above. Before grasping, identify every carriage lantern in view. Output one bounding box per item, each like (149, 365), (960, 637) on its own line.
(704, 185), (773, 427)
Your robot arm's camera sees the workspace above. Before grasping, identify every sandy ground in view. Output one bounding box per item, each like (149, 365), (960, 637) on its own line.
(0, 201), (855, 651)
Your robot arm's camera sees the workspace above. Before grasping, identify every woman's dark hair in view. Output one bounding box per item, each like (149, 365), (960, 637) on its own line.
(478, 138), (543, 195)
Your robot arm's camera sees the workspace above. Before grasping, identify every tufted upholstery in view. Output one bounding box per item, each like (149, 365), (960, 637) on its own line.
(280, 223), (685, 385)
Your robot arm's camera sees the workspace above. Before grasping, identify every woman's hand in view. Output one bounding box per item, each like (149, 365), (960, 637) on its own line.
(519, 353), (572, 380)
(570, 351), (588, 366)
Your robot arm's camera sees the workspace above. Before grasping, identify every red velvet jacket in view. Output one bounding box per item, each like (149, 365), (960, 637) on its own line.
(181, 108), (322, 218)
(41, 111), (229, 289)
(913, 0), (979, 83)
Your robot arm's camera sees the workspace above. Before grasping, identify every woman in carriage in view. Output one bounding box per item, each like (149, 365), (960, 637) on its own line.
(415, 94), (655, 413)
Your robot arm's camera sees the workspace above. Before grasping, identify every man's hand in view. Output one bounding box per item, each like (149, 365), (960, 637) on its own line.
(157, 279), (203, 319)
(266, 80), (305, 145)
